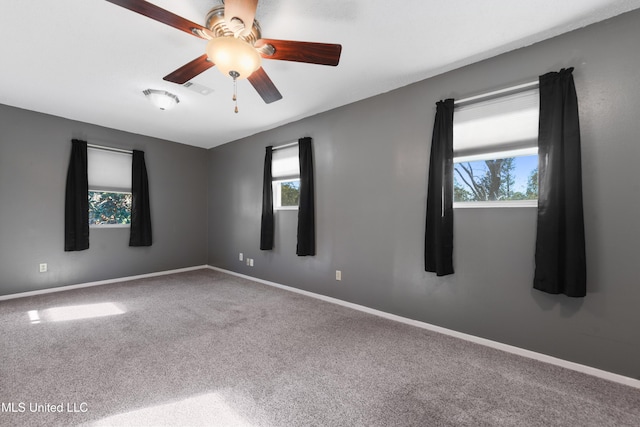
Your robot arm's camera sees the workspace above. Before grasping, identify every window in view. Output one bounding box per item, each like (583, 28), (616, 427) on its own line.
(87, 147), (132, 226)
(274, 180), (300, 209)
(88, 191), (132, 225)
(272, 144), (300, 210)
(453, 88), (539, 207)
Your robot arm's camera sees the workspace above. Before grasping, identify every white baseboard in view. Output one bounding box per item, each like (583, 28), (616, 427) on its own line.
(207, 265), (640, 390)
(0, 265), (208, 301)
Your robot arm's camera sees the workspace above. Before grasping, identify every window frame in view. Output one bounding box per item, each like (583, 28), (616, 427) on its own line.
(273, 179), (301, 211)
(271, 143), (300, 211)
(453, 147), (539, 209)
(86, 146), (133, 227)
(452, 87), (540, 208)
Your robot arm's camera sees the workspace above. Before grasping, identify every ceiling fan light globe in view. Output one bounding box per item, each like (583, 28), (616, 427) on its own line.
(206, 37), (261, 79)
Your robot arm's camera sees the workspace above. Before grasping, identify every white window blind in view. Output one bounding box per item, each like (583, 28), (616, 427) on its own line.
(87, 147), (132, 192)
(272, 144), (299, 179)
(453, 88), (539, 160)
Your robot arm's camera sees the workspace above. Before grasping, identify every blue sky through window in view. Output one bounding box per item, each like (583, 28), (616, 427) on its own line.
(454, 154), (538, 201)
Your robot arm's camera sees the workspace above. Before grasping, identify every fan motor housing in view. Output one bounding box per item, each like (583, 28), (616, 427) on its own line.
(205, 5), (262, 44)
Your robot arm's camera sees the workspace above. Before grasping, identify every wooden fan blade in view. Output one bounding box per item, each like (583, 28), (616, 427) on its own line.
(163, 54), (214, 84)
(105, 0), (211, 40)
(256, 39), (342, 66)
(224, 0), (258, 35)
(247, 67), (282, 104)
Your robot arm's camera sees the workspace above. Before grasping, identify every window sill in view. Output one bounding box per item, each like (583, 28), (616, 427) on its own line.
(275, 206), (299, 211)
(90, 224), (131, 229)
(454, 200), (538, 209)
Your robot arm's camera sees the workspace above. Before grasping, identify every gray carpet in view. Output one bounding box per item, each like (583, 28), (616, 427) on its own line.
(1, 269), (639, 427)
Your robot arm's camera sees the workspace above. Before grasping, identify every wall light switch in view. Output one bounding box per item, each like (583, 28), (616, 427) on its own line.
(239, 252), (244, 261)
(336, 270), (342, 281)
(39, 263), (48, 273)
(249, 259), (254, 267)
(246, 258), (250, 266)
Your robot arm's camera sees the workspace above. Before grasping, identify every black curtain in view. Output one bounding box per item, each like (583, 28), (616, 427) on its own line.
(129, 150), (152, 247)
(534, 68), (586, 297)
(64, 139), (89, 251)
(260, 146), (274, 250)
(297, 137), (315, 256)
(425, 99), (455, 276)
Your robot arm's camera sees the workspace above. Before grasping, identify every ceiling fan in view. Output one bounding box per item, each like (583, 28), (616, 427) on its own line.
(105, 0), (342, 108)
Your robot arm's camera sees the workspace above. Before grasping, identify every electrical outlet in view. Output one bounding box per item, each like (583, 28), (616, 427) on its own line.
(39, 263), (48, 273)
(336, 270), (342, 281)
(239, 252), (243, 261)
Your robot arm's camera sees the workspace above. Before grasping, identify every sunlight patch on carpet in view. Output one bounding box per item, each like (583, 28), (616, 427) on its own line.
(27, 302), (125, 323)
(91, 392), (253, 426)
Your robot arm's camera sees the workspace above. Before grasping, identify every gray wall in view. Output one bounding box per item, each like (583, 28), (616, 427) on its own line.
(0, 105), (208, 296)
(208, 10), (640, 378)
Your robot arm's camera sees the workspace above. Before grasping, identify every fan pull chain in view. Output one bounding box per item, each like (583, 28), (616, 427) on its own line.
(230, 71), (240, 114)
(233, 77), (238, 114)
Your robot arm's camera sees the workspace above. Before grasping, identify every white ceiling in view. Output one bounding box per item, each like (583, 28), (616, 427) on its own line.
(2, 0), (639, 149)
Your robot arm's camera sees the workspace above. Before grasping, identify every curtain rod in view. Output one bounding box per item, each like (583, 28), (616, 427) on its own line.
(454, 80), (539, 108)
(87, 143), (133, 155)
(272, 141), (298, 151)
